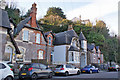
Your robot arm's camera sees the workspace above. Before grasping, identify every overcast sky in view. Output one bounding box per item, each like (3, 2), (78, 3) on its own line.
(6, 0), (119, 35)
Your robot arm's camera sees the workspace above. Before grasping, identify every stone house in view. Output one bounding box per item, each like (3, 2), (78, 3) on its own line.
(87, 44), (103, 64)
(0, 8), (21, 63)
(53, 25), (87, 68)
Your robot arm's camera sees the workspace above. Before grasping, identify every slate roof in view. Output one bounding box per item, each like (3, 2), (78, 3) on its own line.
(68, 46), (80, 52)
(44, 31), (55, 38)
(87, 44), (95, 51)
(79, 32), (86, 41)
(14, 17), (31, 35)
(0, 9), (11, 29)
(53, 30), (78, 45)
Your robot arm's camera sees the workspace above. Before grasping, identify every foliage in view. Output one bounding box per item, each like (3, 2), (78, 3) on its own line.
(5, 5), (21, 25)
(45, 7), (66, 19)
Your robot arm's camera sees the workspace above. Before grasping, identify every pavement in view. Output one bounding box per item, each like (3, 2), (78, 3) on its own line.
(14, 71), (119, 80)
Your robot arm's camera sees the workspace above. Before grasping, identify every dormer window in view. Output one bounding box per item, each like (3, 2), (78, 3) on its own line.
(73, 40), (76, 47)
(23, 30), (29, 41)
(36, 33), (40, 44)
(48, 37), (51, 45)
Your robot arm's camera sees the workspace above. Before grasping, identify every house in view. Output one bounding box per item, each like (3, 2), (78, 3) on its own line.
(87, 44), (97, 64)
(79, 31), (87, 68)
(6, 3), (54, 64)
(96, 46), (104, 64)
(53, 25), (87, 68)
(87, 44), (104, 64)
(0, 8), (21, 63)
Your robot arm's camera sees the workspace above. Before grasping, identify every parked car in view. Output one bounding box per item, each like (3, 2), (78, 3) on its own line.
(81, 65), (99, 74)
(108, 65), (120, 71)
(0, 62), (14, 80)
(19, 63), (53, 80)
(54, 64), (80, 76)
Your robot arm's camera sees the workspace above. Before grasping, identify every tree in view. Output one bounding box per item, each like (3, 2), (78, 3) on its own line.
(5, 4), (21, 25)
(45, 7), (66, 19)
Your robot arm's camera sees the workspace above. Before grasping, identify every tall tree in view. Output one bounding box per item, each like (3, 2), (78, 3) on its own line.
(45, 7), (66, 19)
(5, 4), (21, 25)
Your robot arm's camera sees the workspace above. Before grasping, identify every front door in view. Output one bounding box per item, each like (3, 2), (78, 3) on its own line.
(80, 54), (85, 68)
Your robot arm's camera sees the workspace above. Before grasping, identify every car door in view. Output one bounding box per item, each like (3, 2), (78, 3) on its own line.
(32, 63), (41, 76)
(92, 66), (96, 72)
(71, 65), (78, 74)
(0, 63), (7, 79)
(39, 64), (48, 76)
(66, 64), (73, 74)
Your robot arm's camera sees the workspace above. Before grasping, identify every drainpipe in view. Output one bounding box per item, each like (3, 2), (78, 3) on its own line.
(46, 43), (48, 64)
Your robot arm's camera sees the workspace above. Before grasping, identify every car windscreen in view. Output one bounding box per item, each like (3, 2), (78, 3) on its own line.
(84, 66), (92, 68)
(56, 65), (63, 68)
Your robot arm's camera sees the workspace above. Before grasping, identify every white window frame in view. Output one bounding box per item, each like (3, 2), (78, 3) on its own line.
(23, 30), (29, 41)
(36, 33), (40, 44)
(38, 50), (44, 59)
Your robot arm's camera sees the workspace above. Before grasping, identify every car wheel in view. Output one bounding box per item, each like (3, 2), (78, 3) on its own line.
(77, 70), (80, 75)
(31, 73), (38, 80)
(48, 72), (53, 79)
(116, 69), (119, 72)
(5, 76), (13, 80)
(97, 70), (99, 73)
(90, 70), (92, 74)
(65, 71), (69, 76)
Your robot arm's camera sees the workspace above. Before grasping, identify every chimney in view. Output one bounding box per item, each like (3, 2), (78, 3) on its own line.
(68, 25), (73, 30)
(30, 3), (37, 28)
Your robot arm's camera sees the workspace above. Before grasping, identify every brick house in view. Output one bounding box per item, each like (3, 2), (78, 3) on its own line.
(6, 3), (54, 64)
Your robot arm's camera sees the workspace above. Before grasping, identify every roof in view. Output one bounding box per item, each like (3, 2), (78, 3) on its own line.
(0, 9), (11, 29)
(14, 17), (41, 36)
(79, 32), (86, 41)
(68, 46), (80, 52)
(87, 44), (95, 51)
(44, 31), (55, 38)
(14, 17), (31, 35)
(53, 30), (78, 45)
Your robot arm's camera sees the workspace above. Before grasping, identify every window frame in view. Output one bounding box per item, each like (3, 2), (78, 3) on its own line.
(36, 33), (41, 44)
(23, 30), (29, 41)
(38, 50), (44, 59)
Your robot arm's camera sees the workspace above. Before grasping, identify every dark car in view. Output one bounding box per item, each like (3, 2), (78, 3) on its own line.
(108, 65), (119, 71)
(81, 65), (99, 74)
(19, 63), (53, 80)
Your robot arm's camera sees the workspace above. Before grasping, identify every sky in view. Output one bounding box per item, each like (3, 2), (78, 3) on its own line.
(6, 0), (119, 35)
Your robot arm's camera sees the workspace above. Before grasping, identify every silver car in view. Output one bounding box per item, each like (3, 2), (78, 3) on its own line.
(54, 64), (80, 76)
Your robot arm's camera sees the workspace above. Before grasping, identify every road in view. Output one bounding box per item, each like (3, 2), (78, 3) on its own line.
(15, 71), (119, 80)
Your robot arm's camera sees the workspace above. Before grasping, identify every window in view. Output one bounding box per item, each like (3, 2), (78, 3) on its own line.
(0, 63), (6, 69)
(75, 52), (79, 62)
(36, 33), (40, 44)
(73, 40), (76, 47)
(48, 37), (51, 45)
(32, 63), (40, 68)
(40, 64), (47, 69)
(66, 65), (72, 68)
(69, 52), (74, 62)
(38, 50), (43, 59)
(23, 30), (29, 41)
